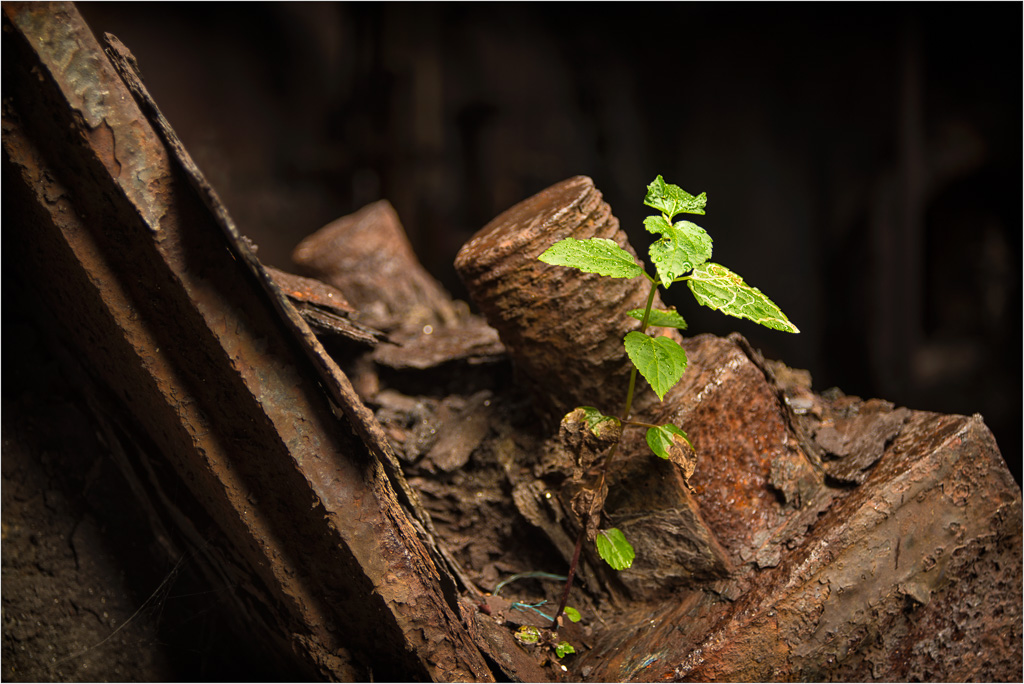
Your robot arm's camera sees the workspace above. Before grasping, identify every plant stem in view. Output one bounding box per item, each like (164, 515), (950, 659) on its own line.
(549, 280), (660, 628)
(550, 515), (587, 628)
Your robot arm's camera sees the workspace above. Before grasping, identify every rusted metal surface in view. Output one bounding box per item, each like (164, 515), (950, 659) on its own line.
(3, 3), (493, 680)
(454, 176), (681, 425)
(266, 266), (389, 345)
(651, 334), (826, 570)
(576, 411), (1021, 682)
(293, 199), (461, 335)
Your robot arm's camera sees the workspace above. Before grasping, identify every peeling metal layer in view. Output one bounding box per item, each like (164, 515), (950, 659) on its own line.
(3, 3), (492, 680)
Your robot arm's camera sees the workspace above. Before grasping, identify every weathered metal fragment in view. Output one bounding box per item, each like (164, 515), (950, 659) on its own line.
(582, 411), (1021, 682)
(292, 199), (460, 335)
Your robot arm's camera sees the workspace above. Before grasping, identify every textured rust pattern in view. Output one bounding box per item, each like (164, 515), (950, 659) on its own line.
(454, 176), (679, 424)
(653, 334), (824, 568)
(293, 199), (459, 334)
(576, 400), (1021, 682)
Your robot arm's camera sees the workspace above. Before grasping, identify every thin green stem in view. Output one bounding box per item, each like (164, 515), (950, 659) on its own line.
(636, 279), (660, 335)
(550, 279), (660, 629)
(622, 419), (661, 430)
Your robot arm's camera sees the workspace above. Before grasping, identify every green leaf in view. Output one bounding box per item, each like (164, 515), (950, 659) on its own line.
(645, 424), (697, 481)
(626, 308), (688, 330)
(538, 237), (642, 279)
(577, 406), (620, 435)
(644, 175), (707, 219)
(596, 528), (635, 570)
(643, 215), (673, 236)
(623, 331), (688, 400)
(564, 606), (582, 623)
(648, 220), (713, 286)
(687, 262), (800, 333)
(515, 625), (541, 644)
(555, 641), (576, 658)
(646, 424), (692, 460)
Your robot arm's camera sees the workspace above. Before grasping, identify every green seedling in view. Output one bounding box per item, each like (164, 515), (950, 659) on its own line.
(539, 175), (799, 626)
(514, 625), (577, 662)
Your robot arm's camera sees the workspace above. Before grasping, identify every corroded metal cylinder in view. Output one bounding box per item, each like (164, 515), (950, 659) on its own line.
(292, 200), (457, 334)
(454, 176), (679, 422)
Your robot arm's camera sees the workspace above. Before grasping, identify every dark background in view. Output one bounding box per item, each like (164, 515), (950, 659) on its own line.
(76, 2), (1020, 479)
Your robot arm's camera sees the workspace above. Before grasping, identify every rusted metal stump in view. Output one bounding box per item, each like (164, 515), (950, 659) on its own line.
(454, 176), (682, 424)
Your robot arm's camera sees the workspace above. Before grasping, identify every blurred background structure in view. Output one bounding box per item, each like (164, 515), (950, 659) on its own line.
(74, 2), (1020, 478)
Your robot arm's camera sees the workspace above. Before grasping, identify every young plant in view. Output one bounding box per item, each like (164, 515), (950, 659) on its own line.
(538, 175), (798, 626)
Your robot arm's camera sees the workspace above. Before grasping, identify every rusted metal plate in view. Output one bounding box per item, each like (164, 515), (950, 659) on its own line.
(651, 333), (825, 569)
(3, 3), (492, 680)
(566, 394), (1020, 682)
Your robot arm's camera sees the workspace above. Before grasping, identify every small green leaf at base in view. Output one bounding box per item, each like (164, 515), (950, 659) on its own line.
(596, 528), (635, 570)
(564, 606), (582, 623)
(515, 625), (541, 644)
(576, 406), (621, 436)
(538, 237), (643, 279)
(646, 424), (692, 459)
(624, 331), (688, 400)
(646, 424), (697, 481)
(555, 641), (576, 658)
(627, 307), (688, 330)
(687, 262), (800, 333)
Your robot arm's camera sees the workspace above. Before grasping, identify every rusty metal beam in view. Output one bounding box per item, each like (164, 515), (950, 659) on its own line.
(2, 3), (492, 680)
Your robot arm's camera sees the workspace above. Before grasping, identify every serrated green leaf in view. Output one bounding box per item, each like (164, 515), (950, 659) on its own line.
(596, 528), (635, 570)
(626, 308), (688, 330)
(538, 237), (642, 279)
(644, 175), (707, 219)
(577, 406), (620, 436)
(555, 641), (576, 658)
(564, 606), (582, 623)
(687, 262), (800, 333)
(623, 331), (688, 401)
(648, 220), (713, 286)
(643, 215), (673, 236)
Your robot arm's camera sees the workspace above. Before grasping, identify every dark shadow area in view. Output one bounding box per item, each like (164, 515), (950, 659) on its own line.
(1, 292), (294, 682)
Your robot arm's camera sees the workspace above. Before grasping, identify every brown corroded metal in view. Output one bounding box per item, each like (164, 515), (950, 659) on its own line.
(293, 199), (459, 335)
(577, 409), (1021, 682)
(454, 176), (681, 424)
(3, 3), (492, 681)
(266, 266), (388, 345)
(650, 334), (826, 570)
